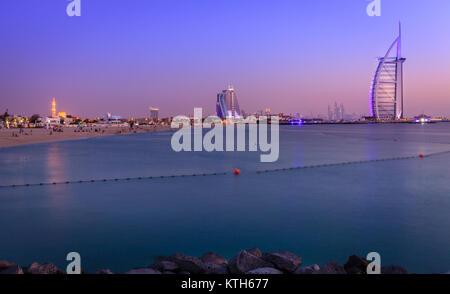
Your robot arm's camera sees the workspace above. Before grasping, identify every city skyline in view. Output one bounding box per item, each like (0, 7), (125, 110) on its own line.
(1, 1), (450, 118)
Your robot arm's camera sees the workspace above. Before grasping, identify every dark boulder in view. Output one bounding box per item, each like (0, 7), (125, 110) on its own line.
(344, 255), (370, 274)
(315, 261), (346, 274)
(200, 252), (228, 265)
(25, 262), (65, 274)
(125, 268), (161, 274)
(262, 251), (302, 272)
(0, 261), (16, 272)
(169, 253), (206, 274)
(150, 260), (179, 272)
(295, 264), (320, 274)
(94, 269), (114, 274)
(246, 267), (283, 274)
(204, 263), (229, 274)
(228, 250), (273, 274)
(381, 265), (408, 274)
(0, 265), (24, 274)
(200, 252), (229, 274)
(247, 248), (262, 258)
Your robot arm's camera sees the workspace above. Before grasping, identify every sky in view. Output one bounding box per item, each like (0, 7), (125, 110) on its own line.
(1, 0), (450, 118)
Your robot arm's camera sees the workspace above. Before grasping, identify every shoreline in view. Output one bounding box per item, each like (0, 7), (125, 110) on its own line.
(0, 125), (173, 149)
(0, 249), (413, 274)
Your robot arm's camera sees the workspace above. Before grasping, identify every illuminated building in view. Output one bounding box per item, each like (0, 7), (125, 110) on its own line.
(58, 111), (67, 118)
(370, 24), (406, 120)
(216, 85), (241, 119)
(51, 97), (56, 118)
(150, 107), (159, 120)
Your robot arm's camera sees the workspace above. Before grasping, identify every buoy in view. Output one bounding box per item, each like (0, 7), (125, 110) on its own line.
(394, 139), (398, 142)
(419, 154), (424, 158)
(234, 168), (241, 175)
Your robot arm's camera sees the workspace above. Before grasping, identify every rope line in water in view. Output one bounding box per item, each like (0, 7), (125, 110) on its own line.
(0, 172), (228, 189)
(1, 150), (449, 189)
(254, 150), (450, 174)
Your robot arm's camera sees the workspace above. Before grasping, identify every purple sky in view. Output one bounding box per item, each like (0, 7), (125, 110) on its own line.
(1, 0), (450, 118)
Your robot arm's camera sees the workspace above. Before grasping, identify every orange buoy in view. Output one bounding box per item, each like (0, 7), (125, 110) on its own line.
(419, 154), (424, 158)
(234, 168), (241, 175)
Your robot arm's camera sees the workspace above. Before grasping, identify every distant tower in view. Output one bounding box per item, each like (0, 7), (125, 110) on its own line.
(51, 97), (56, 118)
(370, 23), (406, 120)
(150, 107), (159, 120)
(216, 85), (241, 119)
(334, 102), (339, 121)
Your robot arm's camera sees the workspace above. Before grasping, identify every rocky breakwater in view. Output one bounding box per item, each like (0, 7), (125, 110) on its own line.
(1, 250), (411, 274)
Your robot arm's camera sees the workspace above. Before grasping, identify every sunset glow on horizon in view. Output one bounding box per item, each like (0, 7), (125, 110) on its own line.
(1, 0), (450, 118)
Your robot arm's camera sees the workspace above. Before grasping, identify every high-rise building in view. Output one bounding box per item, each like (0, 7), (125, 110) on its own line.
(216, 85), (241, 119)
(51, 97), (56, 118)
(150, 107), (159, 120)
(328, 105), (333, 121)
(370, 24), (406, 120)
(334, 102), (340, 120)
(340, 103), (345, 120)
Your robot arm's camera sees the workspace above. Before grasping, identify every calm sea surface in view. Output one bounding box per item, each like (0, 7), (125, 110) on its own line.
(0, 124), (449, 273)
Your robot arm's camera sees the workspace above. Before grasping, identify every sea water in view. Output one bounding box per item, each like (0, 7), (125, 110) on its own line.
(0, 124), (449, 273)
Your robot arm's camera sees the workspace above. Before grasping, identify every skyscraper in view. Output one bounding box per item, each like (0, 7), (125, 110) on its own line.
(51, 97), (56, 118)
(370, 24), (406, 120)
(216, 85), (241, 119)
(150, 107), (159, 120)
(328, 105), (333, 121)
(334, 102), (340, 121)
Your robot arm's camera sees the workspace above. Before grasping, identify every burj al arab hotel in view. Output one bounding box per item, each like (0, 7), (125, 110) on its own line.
(370, 24), (406, 120)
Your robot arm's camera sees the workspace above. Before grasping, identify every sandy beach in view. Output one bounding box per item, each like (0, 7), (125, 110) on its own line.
(0, 125), (173, 148)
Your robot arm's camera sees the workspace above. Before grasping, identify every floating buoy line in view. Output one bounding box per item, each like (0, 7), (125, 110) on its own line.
(1, 150), (449, 190)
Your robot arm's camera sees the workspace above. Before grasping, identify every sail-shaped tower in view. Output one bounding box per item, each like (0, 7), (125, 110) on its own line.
(370, 24), (406, 120)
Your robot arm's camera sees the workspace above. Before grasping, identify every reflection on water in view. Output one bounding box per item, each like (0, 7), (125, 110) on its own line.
(45, 145), (66, 183)
(0, 124), (449, 273)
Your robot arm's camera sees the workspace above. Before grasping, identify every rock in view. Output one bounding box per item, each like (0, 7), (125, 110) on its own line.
(344, 255), (370, 274)
(94, 269), (114, 274)
(295, 264), (320, 274)
(246, 267), (284, 274)
(315, 261), (346, 274)
(261, 251), (302, 272)
(247, 248), (262, 258)
(25, 262), (65, 274)
(200, 252), (228, 274)
(125, 268), (161, 274)
(0, 265), (24, 274)
(200, 252), (228, 265)
(0, 261), (16, 271)
(204, 263), (229, 274)
(381, 265), (408, 274)
(169, 253), (205, 274)
(150, 260), (179, 272)
(228, 250), (273, 274)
